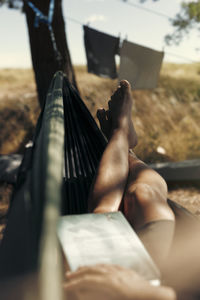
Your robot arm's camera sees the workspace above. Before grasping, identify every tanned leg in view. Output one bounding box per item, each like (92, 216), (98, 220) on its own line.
(96, 99), (174, 229)
(88, 80), (136, 213)
(96, 87), (175, 266)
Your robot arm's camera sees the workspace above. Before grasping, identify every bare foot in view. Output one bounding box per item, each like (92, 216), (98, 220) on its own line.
(97, 80), (137, 148)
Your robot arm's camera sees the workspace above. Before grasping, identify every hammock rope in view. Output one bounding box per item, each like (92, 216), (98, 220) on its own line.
(26, 0), (62, 62)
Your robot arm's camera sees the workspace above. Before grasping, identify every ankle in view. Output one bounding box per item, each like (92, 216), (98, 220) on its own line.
(112, 118), (129, 135)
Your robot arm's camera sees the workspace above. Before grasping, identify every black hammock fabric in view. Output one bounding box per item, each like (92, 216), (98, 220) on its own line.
(0, 72), (107, 279)
(62, 75), (107, 214)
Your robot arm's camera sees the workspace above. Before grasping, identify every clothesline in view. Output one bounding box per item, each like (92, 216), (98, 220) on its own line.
(117, 0), (170, 20)
(66, 16), (198, 64)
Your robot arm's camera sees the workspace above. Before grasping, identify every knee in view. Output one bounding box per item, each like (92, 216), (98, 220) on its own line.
(124, 182), (175, 228)
(126, 182), (175, 221)
(129, 183), (154, 201)
(126, 182), (166, 208)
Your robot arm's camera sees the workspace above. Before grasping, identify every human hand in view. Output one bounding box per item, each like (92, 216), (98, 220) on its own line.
(64, 264), (176, 300)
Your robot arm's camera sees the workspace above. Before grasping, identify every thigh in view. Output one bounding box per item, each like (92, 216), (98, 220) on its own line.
(137, 220), (175, 267)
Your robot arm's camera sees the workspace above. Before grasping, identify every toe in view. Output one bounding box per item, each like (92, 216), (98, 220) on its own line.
(106, 109), (111, 120)
(97, 108), (106, 124)
(120, 80), (131, 90)
(108, 100), (112, 110)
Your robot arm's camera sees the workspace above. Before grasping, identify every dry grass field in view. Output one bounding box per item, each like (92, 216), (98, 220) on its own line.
(0, 69), (39, 154)
(77, 64), (200, 163)
(1, 64), (200, 239)
(1, 64), (200, 162)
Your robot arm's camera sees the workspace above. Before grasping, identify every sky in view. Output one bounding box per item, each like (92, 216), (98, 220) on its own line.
(0, 0), (200, 68)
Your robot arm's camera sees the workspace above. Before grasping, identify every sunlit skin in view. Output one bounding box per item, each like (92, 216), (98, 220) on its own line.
(89, 80), (174, 229)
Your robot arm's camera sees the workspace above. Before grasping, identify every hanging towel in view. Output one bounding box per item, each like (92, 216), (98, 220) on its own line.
(119, 40), (164, 89)
(83, 25), (119, 79)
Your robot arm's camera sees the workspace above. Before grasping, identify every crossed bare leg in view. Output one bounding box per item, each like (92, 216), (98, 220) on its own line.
(88, 80), (132, 213)
(96, 82), (174, 227)
(89, 80), (175, 266)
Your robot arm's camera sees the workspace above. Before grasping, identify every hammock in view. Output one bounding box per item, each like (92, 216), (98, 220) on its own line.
(0, 71), (107, 278)
(0, 71), (199, 280)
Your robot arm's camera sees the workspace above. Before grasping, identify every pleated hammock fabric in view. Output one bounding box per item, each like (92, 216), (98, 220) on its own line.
(0, 71), (107, 278)
(62, 73), (107, 214)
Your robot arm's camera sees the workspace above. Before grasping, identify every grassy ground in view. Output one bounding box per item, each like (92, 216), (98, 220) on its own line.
(1, 63), (200, 162)
(0, 69), (39, 154)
